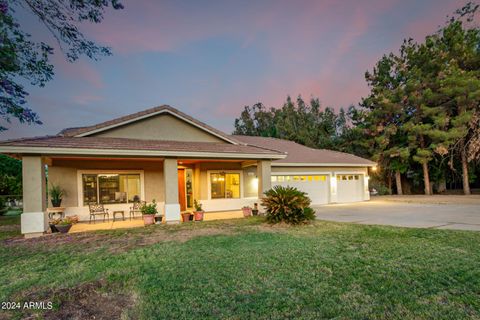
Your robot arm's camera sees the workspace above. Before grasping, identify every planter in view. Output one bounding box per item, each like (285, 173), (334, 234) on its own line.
(143, 214), (155, 225)
(155, 215), (164, 224)
(252, 209), (259, 216)
(181, 212), (192, 222)
(51, 199), (62, 207)
(194, 211), (204, 221)
(242, 207), (252, 217)
(55, 224), (72, 234)
(49, 224), (58, 233)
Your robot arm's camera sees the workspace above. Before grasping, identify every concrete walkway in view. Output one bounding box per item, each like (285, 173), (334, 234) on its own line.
(314, 196), (480, 231)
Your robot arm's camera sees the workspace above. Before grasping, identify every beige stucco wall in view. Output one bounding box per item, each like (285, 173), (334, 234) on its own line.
(48, 159), (165, 207)
(48, 166), (78, 207)
(92, 113), (226, 143)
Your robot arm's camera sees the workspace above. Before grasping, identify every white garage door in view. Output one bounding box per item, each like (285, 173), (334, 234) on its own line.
(336, 174), (364, 203)
(271, 175), (329, 205)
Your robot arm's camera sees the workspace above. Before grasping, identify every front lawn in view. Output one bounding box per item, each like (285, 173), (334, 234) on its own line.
(0, 217), (479, 319)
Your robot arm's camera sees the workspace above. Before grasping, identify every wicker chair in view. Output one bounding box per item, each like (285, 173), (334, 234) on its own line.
(88, 203), (109, 224)
(129, 201), (146, 220)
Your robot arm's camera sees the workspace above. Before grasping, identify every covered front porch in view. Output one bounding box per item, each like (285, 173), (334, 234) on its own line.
(21, 156), (272, 237)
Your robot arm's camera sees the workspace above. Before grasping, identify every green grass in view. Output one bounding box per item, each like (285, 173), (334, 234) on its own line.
(0, 217), (479, 319)
(0, 210), (21, 240)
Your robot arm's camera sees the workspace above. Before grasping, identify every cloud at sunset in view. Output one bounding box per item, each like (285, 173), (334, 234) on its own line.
(0, 0), (463, 138)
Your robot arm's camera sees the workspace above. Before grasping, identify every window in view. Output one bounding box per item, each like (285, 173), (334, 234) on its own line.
(82, 173), (141, 205)
(210, 172), (240, 199)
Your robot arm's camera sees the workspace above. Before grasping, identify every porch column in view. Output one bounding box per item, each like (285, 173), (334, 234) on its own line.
(163, 158), (180, 223)
(257, 160), (271, 198)
(21, 156), (48, 238)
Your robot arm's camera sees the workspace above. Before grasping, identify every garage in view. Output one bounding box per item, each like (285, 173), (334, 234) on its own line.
(336, 174), (364, 203)
(272, 174), (329, 205)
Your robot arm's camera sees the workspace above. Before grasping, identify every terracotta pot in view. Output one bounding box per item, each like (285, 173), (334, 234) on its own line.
(55, 224), (72, 234)
(143, 214), (155, 225)
(181, 212), (192, 222)
(242, 207), (252, 217)
(194, 211), (204, 221)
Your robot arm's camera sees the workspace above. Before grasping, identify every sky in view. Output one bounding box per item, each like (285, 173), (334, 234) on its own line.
(1, 0), (464, 139)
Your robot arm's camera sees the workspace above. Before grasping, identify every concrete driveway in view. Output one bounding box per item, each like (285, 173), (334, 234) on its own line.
(314, 196), (480, 231)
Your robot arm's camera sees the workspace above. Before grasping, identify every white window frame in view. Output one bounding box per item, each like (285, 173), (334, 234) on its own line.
(207, 170), (244, 200)
(77, 170), (145, 206)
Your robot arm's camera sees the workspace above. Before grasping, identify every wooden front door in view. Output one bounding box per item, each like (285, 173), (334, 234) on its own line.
(178, 169), (186, 211)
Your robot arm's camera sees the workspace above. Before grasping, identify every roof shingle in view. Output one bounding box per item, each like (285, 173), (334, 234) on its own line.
(0, 136), (283, 156)
(232, 135), (375, 166)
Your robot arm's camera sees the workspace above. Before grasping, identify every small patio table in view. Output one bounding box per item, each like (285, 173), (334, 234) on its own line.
(113, 210), (125, 222)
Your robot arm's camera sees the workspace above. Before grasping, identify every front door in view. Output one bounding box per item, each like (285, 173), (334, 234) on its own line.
(178, 169), (187, 211)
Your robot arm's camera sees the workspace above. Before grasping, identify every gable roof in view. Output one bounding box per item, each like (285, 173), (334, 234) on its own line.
(60, 105), (241, 145)
(232, 135), (376, 166)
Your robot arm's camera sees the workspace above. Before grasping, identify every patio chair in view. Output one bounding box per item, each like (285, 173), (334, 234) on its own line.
(88, 203), (109, 224)
(129, 201), (146, 220)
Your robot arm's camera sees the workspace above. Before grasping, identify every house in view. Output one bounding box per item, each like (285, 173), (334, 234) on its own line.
(0, 105), (375, 237)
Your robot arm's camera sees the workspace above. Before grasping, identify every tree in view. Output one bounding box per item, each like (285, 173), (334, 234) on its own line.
(0, 154), (22, 195)
(0, 0), (123, 131)
(434, 3), (480, 194)
(361, 53), (411, 195)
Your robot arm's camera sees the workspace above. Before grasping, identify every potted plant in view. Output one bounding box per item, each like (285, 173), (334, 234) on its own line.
(252, 203), (259, 216)
(193, 200), (204, 221)
(49, 184), (66, 207)
(141, 200), (157, 225)
(55, 217), (73, 234)
(242, 206), (252, 217)
(181, 211), (192, 222)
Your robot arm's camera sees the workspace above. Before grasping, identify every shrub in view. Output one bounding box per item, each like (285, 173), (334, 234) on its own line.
(0, 197), (6, 215)
(141, 200), (158, 215)
(261, 186), (315, 224)
(193, 199), (203, 212)
(49, 184), (66, 203)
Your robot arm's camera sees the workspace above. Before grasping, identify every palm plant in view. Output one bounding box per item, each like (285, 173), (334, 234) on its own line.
(261, 186), (315, 224)
(49, 184), (66, 207)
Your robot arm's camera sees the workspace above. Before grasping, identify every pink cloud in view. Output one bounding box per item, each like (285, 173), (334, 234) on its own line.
(52, 54), (104, 89)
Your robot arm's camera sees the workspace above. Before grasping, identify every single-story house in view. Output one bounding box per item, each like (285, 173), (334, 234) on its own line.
(0, 105), (375, 237)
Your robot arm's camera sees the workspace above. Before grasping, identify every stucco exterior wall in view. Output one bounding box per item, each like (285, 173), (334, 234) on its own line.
(48, 166), (78, 207)
(48, 159), (165, 218)
(91, 113), (226, 143)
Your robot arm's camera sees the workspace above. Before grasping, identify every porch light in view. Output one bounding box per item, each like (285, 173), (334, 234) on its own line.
(371, 165), (377, 172)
